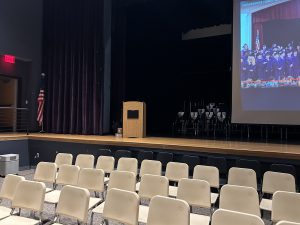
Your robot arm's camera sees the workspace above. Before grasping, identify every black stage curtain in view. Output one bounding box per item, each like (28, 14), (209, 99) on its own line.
(42, 0), (104, 134)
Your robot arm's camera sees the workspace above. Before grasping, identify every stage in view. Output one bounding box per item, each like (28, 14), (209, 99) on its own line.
(1, 133), (300, 160)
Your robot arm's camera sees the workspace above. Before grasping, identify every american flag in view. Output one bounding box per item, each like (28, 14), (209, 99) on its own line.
(37, 73), (45, 127)
(256, 29), (260, 51)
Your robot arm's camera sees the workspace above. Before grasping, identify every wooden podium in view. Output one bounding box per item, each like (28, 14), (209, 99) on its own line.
(123, 101), (146, 138)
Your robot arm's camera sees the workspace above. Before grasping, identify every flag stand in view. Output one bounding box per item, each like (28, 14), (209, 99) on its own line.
(39, 121), (45, 133)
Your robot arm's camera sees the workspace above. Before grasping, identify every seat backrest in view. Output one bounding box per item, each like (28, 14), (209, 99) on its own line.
(272, 191), (300, 223)
(75, 154), (95, 169)
(165, 162), (189, 182)
(276, 221), (300, 225)
(12, 180), (46, 212)
(181, 155), (200, 171)
(270, 164), (296, 178)
(138, 151), (154, 163)
(140, 160), (162, 177)
(212, 209), (264, 225)
(56, 165), (80, 186)
(262, 171), (296, 194)
(228, 167), (257, 190)
(193, 165), (219, 188)
(236, 159), (261, 179)
(0, 174), (25, 201)
(117, 157), (138, 176)
(55, 153), (73, 168)
(115, 150), (132, 161)
(156, 152), (173, 166)
(177, 178), (210, 208)
(220, 184), (260, 217)
(98, 149), (112, 156)
(96, 156), (115, 174)
(206, 156), (227, 175)
(56, 185), (90, 224)
(34, 162), (57, 184)
(107, 170), (136, 192)
(103, 188), (139, 225)
(77, 168), (104, 193)
(139, 174), (169, 200)
(147, 196), (190, 225)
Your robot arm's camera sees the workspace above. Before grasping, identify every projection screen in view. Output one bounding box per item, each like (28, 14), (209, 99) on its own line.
(232, 0), (300, 125)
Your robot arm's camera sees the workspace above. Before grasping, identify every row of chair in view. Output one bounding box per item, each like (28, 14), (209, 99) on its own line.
(54, 150), (298, 179)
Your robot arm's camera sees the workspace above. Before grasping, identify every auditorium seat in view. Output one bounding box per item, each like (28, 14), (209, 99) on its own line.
(51, 185), (90, 225)
(236, 159), (261, 182)
(138, 150), (154, 164)
(177, 178), (211, 225)
(272, 191), (300, 224)
(156, 152), (173, 168)
(166, 162), (189, 197)
(91, 170), (136, 223)
(117, 157), (138, 176)
(75, 154), (95, 169)
(0, 180), (46, 225)
(114, 150), (132, 166)
(98, 148), (112, 156)
(228, 167), (257, 190)
(44, 165), (80, 205)
(146, 196), (189, 225)
(0, 174), (25, 219)
(270, 164), (297, 179)
(138, 174), (169, 223)
(276, 222), (300, 225)
(54, 153), (73, 169)
(136, 160), (162, 191)
(193, 165), (220, 205)
(181, 155), (200, 175)
(138, 174), (169, 200)
(76, 168), (105, 209)
(219, 184), (261, 217)
(33, 162), (57, 192)
(260, 171), (296, 212)
(96, 156), (115, 183)
(211, 209), (264, 225)
(102, 188), (139, 225)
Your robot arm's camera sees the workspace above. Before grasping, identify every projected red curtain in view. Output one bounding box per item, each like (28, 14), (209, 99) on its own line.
(252, 0), (300, 48)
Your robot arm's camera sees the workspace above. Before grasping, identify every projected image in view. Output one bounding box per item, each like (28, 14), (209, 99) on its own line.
(240, 0), (300, 88)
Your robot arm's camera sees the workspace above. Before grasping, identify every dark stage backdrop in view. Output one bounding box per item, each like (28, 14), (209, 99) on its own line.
(42, 0), (104, 135)
(110, 0), (232, 135)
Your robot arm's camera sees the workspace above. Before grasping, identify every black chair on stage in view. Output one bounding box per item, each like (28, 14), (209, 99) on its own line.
(156, 152), (173, 171)
(138, 150), (154, 164)
(206, 156), (227, 183)
(236, 159), (262, 183)
(270, 163), (297, 179)
(181, 155), (200, 176)
(114, 150), (132, 167)
(98, 149), (112, 156)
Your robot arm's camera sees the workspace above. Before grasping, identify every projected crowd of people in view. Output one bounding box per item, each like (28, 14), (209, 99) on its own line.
(241, 42), (300, 88)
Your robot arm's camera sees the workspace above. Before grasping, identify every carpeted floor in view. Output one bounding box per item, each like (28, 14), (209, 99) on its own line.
(0, 170), (273, 225)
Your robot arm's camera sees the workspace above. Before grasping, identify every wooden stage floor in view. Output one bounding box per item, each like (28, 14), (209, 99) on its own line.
(1, 133), (300, 160)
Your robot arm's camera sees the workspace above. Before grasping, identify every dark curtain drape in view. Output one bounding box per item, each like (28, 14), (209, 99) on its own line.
(42, 0), (104, 134)
(252, 0), (300, 47)
(110, 0), (127, 132)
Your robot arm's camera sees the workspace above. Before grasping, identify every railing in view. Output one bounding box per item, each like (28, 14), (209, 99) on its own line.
(0, 107), (29, 133)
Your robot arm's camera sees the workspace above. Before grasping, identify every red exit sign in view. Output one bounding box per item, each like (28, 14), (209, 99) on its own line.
(3, 55), (15, 64)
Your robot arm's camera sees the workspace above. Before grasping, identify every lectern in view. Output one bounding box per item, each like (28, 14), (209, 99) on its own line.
(123, 101), (146, 138)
